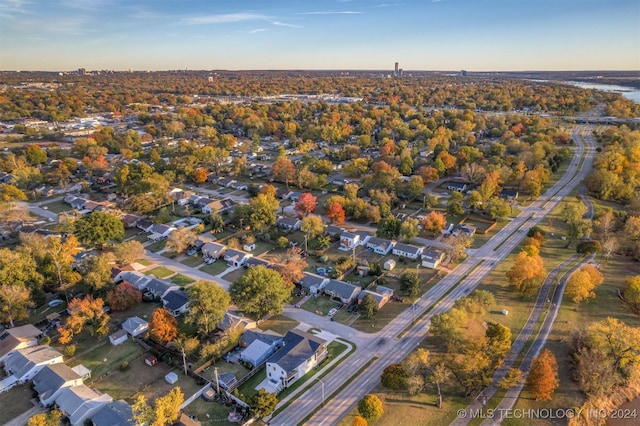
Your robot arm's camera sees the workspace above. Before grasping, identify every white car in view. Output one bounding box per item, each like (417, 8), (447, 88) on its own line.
(328, 308), (338, 317)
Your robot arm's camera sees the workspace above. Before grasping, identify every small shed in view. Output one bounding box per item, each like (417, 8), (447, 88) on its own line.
(243, 243), (255, 252)
(383, 259), (396, 271)
(109, 329), (128, 346)
(144, 354), (158, 367)
(165, 372), (178, 384)
(202, 388), (215, 401)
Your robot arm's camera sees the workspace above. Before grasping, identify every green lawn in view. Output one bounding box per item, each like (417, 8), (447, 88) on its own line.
(221, 268), (247, 283)
(171, 273), (195, 286)
(136, 258), (152, 266)
(42, 199), (72, 213)
(0, 384), (37, 425)
(200, 261), (231, 276)
(145, 266), (174, 278)
(302, 295), (341, 316)
(183, 398), (237, 426)
(259, 314), (300, 335)
(147, 240), (167, 252)
(182, 254), (205, 267)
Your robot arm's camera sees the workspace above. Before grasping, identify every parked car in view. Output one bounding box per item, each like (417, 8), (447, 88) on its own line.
(186, 248), (197, 256)
(328, 308), (338, 317)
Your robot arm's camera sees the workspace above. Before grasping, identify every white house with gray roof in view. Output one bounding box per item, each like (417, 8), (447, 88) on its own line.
(3, 345), (64, 384)
(421, 249), (446, 269)
(298, 272), (329, 294)
(366, 237), (396, 255)
(90, 400), (135, 426)
(264, 330), (327, 392)
(224, 248), (253, 267)
(32, 363), (83, 406)
(323, 279), (362, 304)
(55, 385), (113, 426)
(392, 242), (424, 259)
(276, 217), (302, 231)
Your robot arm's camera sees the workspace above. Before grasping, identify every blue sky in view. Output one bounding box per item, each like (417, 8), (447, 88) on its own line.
(1, 0), (638, 71)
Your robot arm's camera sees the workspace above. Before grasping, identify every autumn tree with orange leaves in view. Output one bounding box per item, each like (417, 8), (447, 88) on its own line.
(326, 202), (346, 225)
(421, 211), (447, 237)
(272, 156), (295, 189)
(506, 245), (547, 296)
(148, 308), (178, 345)
(106, 282), (142, 311)
(58, 296), (110, 344)
(294, 192), (317, 216)
(527, 349), (559, 401)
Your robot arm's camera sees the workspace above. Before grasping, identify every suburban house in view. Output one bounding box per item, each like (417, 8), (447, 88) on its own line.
(443, 223), (455, 236)
(217, 373), (238, 390)
(90, 400), (135, 426)
(265, 330), (328, 392)
(113, 271), (151, 291)
(230, 181), (248, 191)
(108, 329), (128, 346)
(0, 324), (42, 363)
(122, 317), (148, 337)
(145, 278), (179, 299)
(357, 289), (391, 309)
(325, 225), (344, 237)
(3, 345), (64, 383)
(237, 329), (282, 367)
(447, 182), (468, 193)
(162, 290), (189, 317)
(147, 224), (176, 241)
(422, 249), (446, 269)
(32, 363), (83, 407)
(201, 242), (226, 259)
(224, 249), (253, 267)
(202, 197), (235, 215)
(136, 219), (153, 233)
(244, 257), (271, 269)
(453, 224), (477, 238)
(366, 237), (396, 255)
(376, 285), (394, 297)
(339, 231), (360, 250)
(276, 217), (302, 231)
(499, 189), (519, 201)
(392, 243), (424, 260)
(298, 272), (329, 294)
(55, 385), (113, 426)
(217, 311), (257, 333)
(323, 279), (362, 304)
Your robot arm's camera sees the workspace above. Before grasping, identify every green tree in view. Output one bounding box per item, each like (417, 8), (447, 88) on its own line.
(400, 272), (421, 297)
(114, 240), (146, 265)
(251, 389), (278, 418)
(25, 145), (47, 166)
(229, 265), (292, 318)
(447, 191), (465, 216)
(381, 364), (408, 390)
(186, 281), (230, 334)
(249, 192), (280, 232)
(0, 285), (33, 327)
(376, 215), (400, 239)
(400, 217), (420, 241)
(301, 214), (325, 239)
(357, 394), (384, 422)
(83, 252), (116, 292)
(359, 293), (379, 319)
(74, 211), (124, 247)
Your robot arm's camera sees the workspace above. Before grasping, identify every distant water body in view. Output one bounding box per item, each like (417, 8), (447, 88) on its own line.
(563, 81), (640, 104)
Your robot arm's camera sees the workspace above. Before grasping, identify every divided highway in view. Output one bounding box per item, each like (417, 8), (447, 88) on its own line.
(271, 124), (596, 426)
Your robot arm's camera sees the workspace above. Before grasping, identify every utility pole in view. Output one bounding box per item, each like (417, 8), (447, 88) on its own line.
(317, 378), (325, 406)
(214, 367), (220, 394)
(412, 301), (416, 324)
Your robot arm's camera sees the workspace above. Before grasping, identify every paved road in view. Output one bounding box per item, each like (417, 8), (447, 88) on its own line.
(271, 124), (595, 426)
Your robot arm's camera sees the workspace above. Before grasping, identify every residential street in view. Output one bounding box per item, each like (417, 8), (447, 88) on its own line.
(271, 124), (596, 426)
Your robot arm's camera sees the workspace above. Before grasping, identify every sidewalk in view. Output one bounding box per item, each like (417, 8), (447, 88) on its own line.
(5, 405), (46, 426)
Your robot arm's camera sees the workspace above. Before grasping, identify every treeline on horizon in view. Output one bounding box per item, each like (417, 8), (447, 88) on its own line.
(1, 71), (639, 122)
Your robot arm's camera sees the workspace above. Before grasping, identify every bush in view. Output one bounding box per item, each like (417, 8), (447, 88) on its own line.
(381, 364), (408, 390)
(63, 345), (76, 357)
(40, 336), (51, 346)
(276, 236), (289, 249)
(576, 240), (601, 254)
(119, 361), (130, 371)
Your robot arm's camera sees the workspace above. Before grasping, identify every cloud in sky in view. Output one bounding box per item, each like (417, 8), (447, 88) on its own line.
(297, 11), (362, 15)
(248, 28), (269, 34)
(183, 12), (266, 25)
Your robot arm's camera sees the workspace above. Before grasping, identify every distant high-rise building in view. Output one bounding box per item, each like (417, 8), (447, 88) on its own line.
(394, 62), (399, 75)
(461, 70), (468, 77)
(78, 68), (86, 76)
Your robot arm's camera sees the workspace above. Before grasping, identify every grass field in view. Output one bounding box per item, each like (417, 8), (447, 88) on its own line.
(171, 273), (195, 286)
(147, 239), (167, 252)
(136, 258), (152, 266)
(183, 398), (238, 426)
(302, 296), (341, 316)
(182, 254), (206, 267)
(259, 315), (300, 335)
(200, 261), (231, 276)
(42, 199), (72, 213)
(221, 268), (246, 283)
(0, 384), (37, 425)
(145, 266), (174, 278)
